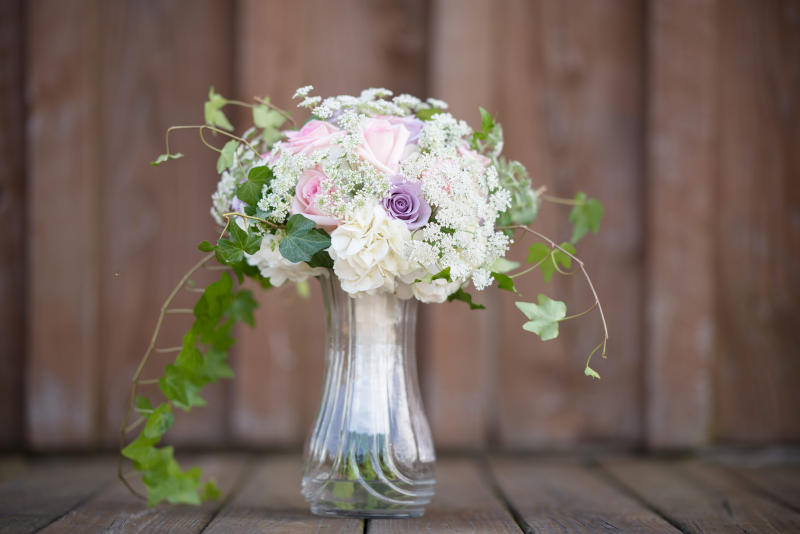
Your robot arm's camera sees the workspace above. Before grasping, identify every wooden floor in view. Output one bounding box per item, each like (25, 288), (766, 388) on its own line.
(1, 451), (799, 533)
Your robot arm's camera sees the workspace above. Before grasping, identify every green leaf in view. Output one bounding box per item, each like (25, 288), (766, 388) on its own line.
(584, 366), (601, 380)
(526, 243), (550, 265)
(135, 395), (154, 414)
(236, 165), (274, 206)
(447, 288), (486, 310)
(491, 272), (517, 293)
(203, 348), (234, 382)
(539, 242), (576, 283)
(142, 404), (174, 440)
(568, 192), (604, 243)
(307, 250), (334, 269)
(471, 107), (495, 146)
(431, 267), (451, 282)
(201, 481), (221, 501)
(204, 87), (234, 131)
(228, 290), (258, 326)
(515, 294), (567, 341)
(150, 153), (183, 166)
(216, 224), (262, 265)
(253, 105), (286, 129)
(416, 108), (444, 121)
(159, 363), (206, 410)
(279, 214), (331, 263)
(197, 240), (215, 252)
(216, 140), (238, 173)
(490, 257), (520, 274)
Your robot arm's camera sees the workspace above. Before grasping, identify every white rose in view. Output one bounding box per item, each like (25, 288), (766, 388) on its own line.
(245, 232), (327, 287)
(329, 205), (416, 296)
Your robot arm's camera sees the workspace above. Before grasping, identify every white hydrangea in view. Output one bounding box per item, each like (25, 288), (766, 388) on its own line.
(329, 205), (417, 296)
(412, 278), (461, 303)
(245, 232), (327, 286)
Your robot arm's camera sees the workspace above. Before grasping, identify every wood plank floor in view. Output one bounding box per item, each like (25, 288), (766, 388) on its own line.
(1, 451), (798, 533)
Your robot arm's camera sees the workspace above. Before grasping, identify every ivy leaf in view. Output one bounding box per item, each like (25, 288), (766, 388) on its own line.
(447, 288), (486, 310)
(216, 224), (262, 265)
(142, 404), (174, 440)
(278, 214), (331, 263)
(253, 105), (286, 129)
(515, 294), (567, 341)
(150, 153), (183, 166)
(307, 250), (334, 269)
(491, 272), (517, 293)
(159, 363), (206, 410)
(197, 240), (215, 252)
(527, 243), (550, 265)
(201, 481), (221, 501)
(568, 192), (604, 243)
(539, 242), (576, 283)
(585, 366), (601, 380)
(135, 395), (154, 415)
(490, 257), (520, 274)
(204, 86), (234, 131)
(228, 290), (258, 326)
(203, 348), (234, 382)
(236, 165), (274, 206)
(416, 108), (444, 121)
(216, 140), (238, 174)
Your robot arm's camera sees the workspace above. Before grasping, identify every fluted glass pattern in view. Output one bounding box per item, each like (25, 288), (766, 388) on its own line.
(301, 275), (436, 518)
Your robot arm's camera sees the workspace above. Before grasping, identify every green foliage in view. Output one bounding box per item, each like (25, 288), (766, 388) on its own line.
(447, 287), (486, 310)
(568, 192), (604, 243)
(127, 270), (258, 506)
(491, 272), (517, 293)
(216, 140), (238, 174)
(204, 87), (234, 131)
(307, 250), (334, 269)
(527, 242), (576, 283)
(494, 157), (539, 228)
(416, 108), (444, 121)
(216, 223), (262, 265)
(197, 240), (215, 252)
(415, 267), (451, 284)
(278, 214), (331, 264)
(253, 101), (286, 145)
(236, 165), (274, 207)
(490, 257), (520, 274)
(471, 107), (495, 146)
(150, 153), (183, 166)
(515, 294), (567, 341)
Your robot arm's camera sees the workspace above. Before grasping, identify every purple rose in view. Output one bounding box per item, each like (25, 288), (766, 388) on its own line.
(382, 177), (431, 230)
(388, 115), (424, 144)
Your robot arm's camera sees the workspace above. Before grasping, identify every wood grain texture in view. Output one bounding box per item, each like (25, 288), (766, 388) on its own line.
(712, 0), (800, 442)
(233, 0), (429, 446)
(202, 454), (362, 533)
(97, 0), (235, 447)
(40, 455), (247, 533)
(600, 457), (800, 533)
(370, 458), (520, 533)
(0, 0), (25, 450)
(729, 464), (800, 511)
(644, 0), (717, 449)
(0, 456), (113, 533)
(494, 0), (645, 447)
(423, 0), (497, 450)
(26, 0), (102, 449)
(492, 457), (680, 532)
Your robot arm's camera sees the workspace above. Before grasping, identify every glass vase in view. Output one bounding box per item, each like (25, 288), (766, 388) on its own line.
(301, 274), (436, 518)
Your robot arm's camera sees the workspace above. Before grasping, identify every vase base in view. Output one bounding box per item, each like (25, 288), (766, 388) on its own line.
(310, 505), (425, 519)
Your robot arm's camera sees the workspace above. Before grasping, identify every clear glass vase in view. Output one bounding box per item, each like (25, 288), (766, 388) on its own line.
(301, 275), (436, 518)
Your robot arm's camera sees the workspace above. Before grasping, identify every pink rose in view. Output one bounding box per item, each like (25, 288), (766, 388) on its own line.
(356, 118), (410, 174)
(284, 120), (340, 155)
(290, 167), (339, 228)
(457, 143), (491, 168)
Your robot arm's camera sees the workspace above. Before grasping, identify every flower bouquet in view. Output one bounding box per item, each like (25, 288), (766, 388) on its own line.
(119, 86), (606, 517)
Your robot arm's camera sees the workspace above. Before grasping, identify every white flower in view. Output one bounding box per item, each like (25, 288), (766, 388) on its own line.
(329, 205), (416, 296)
(245, 232), (326, 287)
(412, 278), (461, 303)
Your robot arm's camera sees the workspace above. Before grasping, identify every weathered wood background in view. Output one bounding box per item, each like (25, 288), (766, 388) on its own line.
(1, 0), (798, 452)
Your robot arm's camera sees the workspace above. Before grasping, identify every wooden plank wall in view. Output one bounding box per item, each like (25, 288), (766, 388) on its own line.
(12, 0), (800, 451)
